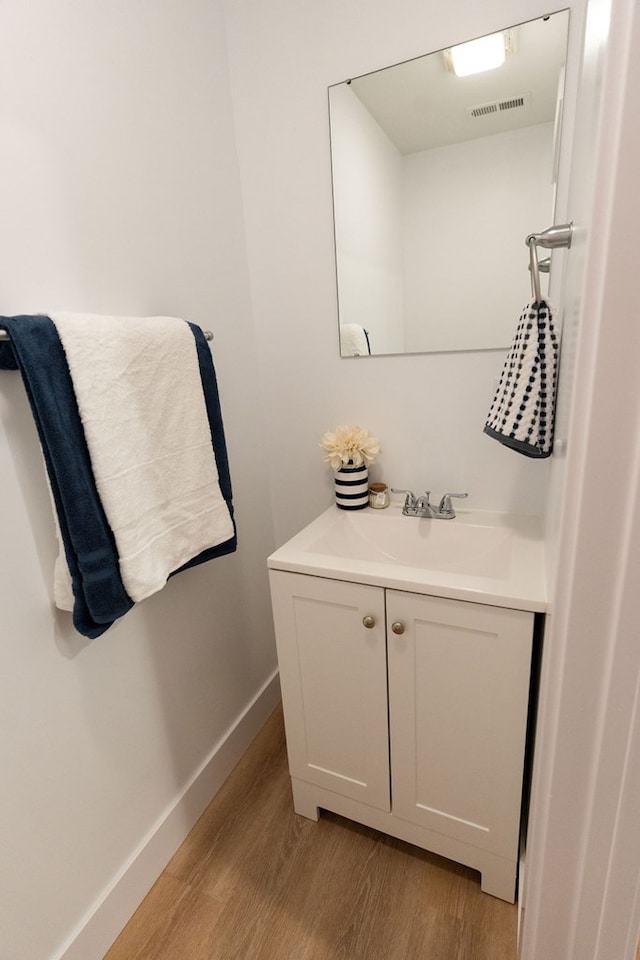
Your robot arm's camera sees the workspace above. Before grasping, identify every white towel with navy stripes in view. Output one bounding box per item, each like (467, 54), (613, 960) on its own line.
(483, 299), (558, 458)
(50, 312), (235, 604)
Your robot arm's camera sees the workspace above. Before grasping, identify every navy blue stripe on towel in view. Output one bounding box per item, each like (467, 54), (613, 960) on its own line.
(0, 315), (133, 638)
(170, 324), (237, 576)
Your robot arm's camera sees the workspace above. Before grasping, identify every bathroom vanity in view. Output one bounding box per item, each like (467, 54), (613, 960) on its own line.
(267, 503), (546, 902)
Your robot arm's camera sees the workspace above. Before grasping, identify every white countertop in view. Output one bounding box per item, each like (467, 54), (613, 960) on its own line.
(267, 503), (547, 612)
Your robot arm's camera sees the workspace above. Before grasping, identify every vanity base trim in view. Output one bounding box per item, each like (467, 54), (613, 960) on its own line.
(291, 776), (517, 903)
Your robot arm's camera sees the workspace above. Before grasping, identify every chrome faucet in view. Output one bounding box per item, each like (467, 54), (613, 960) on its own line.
(392, 489), (468, 519)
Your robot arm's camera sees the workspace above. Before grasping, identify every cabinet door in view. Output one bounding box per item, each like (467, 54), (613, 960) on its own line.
(269, 571), (390, 812)
(387, 591), (533, 860)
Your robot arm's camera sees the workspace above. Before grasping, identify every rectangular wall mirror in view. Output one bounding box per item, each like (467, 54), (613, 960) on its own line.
(329, 11), (570, 357)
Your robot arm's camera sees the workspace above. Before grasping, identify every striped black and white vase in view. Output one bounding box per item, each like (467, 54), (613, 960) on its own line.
(334, 460), (369, 510)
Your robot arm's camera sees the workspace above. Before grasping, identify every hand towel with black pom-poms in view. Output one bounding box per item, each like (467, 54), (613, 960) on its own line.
(483, 299), (558, 458)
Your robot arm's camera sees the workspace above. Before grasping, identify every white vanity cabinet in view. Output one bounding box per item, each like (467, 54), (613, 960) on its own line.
(269, 569), (534, 903)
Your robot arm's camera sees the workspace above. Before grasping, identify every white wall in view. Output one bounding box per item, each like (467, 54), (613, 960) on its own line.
(522, 0), (640, 955)
(402, 123), (554, 353)
(0, 2), (277, 959)
(222, 0), (587, 545)
(329, 83), (404, 355)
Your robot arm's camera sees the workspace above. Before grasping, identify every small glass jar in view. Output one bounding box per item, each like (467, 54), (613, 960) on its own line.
(368, 482), (390, 509)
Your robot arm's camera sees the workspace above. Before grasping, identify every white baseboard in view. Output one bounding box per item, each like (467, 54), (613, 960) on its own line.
(53, 668), (281, 960)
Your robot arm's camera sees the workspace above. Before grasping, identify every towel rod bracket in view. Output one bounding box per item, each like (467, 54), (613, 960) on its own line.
(526, 221), (573, 251)
(525, 221), (573, 302)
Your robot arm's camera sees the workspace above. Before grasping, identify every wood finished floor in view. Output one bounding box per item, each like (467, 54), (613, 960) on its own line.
(103, 705), (517, 960)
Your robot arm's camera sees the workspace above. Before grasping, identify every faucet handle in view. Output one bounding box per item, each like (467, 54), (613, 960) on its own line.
(391, 488), (417, 511)
(438, 492), (468, 516)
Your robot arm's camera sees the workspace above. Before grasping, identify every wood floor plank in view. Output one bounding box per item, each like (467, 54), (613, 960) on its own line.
(103, 874), (225, 960)
(135, 884), (225, 960)
(103, 705), (517, 960)
(167, 708), (318, 907)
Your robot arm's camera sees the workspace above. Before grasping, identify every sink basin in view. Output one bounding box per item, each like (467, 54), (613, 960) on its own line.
(268, 502), (547, 612)
(307, 509), (513, 578)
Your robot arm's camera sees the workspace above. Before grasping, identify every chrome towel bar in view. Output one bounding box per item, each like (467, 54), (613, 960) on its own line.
(526, 221), (573, 303)
(0, 327), (213, 342)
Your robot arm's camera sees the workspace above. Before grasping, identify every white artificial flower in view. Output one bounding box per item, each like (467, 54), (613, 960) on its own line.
(320, 424), (381, 470)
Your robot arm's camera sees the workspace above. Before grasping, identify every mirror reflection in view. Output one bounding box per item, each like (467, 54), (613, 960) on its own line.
(329, 11), (570, 357)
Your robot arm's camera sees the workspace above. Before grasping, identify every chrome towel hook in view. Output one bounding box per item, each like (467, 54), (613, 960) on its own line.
(526, 221), (573, 303)
(527, 234), (542, 304)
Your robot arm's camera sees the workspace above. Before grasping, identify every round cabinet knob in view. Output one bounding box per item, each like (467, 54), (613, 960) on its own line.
(362, 615), (376, 629)
(391, 621), (405, 635)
